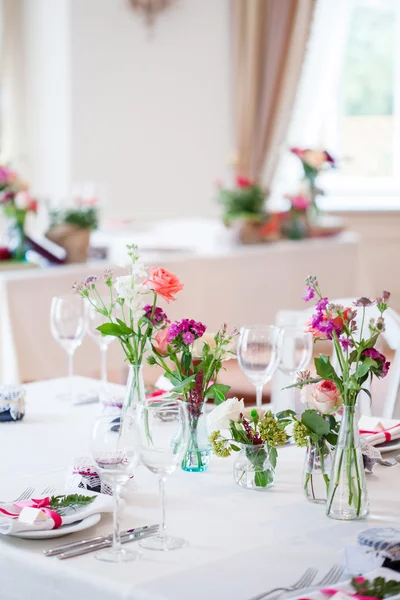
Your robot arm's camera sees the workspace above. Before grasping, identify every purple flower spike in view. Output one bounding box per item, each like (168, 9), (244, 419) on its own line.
(340, 338), (353, 351)
(303, 285), (315, 302)
(83, 275), (100, 288)
(382, 290), (391, 301)
(316, 297), (329, 312)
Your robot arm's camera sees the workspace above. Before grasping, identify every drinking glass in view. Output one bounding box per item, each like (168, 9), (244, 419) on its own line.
(135, 400), (189, 551)
(50, 296), (85, 400)
(278, 326), (313, 379)
(85, 299), (115, 386)
(237, 325), (282, 408)
(91, 414), (139, 562)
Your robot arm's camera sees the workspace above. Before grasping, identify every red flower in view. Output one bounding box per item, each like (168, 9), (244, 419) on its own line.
(235, 176), (253, 188)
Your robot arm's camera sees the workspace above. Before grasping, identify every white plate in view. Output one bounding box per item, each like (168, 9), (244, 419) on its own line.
(376, 438), (400, 454)
(12, 513), (101, 539)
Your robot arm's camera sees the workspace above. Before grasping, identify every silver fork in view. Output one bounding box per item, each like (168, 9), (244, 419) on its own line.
(316, 564), (344, 587)
(0, 486), (35, 504)
(248, 568), (318, 600)
(40, 486), (56, 496)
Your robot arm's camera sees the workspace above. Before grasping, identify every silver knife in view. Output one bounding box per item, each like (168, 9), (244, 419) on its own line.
(44, 524), (159, 556)
(57, 529), (156, 559)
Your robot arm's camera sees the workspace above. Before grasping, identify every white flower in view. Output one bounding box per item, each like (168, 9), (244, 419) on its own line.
(114, 275), (134, 300)
(131, 258), (147, 279)
(14, 191), (30, 210)
(207, 397), (245, 432)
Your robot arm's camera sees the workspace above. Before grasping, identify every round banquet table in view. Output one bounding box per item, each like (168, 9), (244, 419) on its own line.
(1, 377), (399, 600)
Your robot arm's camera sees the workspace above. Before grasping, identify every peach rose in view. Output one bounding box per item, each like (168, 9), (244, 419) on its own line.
(144, 267), (183, 303)
(302, 380), (342, 414)
(153, 328), (169, 356)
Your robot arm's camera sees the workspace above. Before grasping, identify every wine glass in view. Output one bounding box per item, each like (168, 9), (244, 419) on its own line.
(237, 325), (282, 408)
(135, 400), (189, 551)
(50, 296), (85, 400)
(91, 414), (139, 562)
(278, 326), (313, 379)
(85, 299), (115, 386)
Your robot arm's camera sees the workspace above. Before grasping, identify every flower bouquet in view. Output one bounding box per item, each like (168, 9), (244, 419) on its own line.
(290, 276), (391, 520)
(0, 165), (38, 260)
(290, 148), (335, 218)
(47, 199), (99, 263)
(216, 176), (279, 244)
(208, 398), (287, 490)
(74, 244), (183, 414)
(149, 323), (237, 472)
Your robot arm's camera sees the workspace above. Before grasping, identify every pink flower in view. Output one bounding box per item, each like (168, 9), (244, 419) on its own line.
(304, 317), (326, 339)
(290, 194), (310, 211)
(144, 267), (183, 303)
(152, 328), (169, 356)
(235, 176), (253, 188)
(302, 380), (342, 414)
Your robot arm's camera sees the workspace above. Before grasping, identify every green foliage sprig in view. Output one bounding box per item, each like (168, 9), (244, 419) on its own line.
(49, 494), (96, 514)
(277, 409), (340, 448)
(217, 183), (267, 225)
(351, 575), (400, 598)
(50, 206), (98, 230)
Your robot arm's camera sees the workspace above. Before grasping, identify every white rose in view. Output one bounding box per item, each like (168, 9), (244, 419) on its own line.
(207, 397), (245, 432)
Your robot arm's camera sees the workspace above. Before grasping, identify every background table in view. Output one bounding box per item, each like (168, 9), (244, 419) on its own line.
(1, 377), (399, 600)
(0, 229), (360, 383)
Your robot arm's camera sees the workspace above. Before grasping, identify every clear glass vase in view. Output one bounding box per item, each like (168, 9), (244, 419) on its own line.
(181, 411), (212, 472)
(233, 443), (276, 491)
(8, 220), (28, 261)
(122, 365), (146, 417)
(303, 439), (332, 504)
(326, 404), (369, 520)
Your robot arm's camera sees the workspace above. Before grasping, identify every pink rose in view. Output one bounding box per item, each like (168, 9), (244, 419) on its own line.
(144, 267), (183, 303)
(304, 318), (326, 339)
(303, 380), (342, 414)
(153, 328), (169, 356)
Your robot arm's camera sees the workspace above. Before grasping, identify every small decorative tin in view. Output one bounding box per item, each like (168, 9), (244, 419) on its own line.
(0, 385), (25, 422)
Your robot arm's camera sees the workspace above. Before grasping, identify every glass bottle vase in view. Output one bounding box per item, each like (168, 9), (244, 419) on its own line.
(233, 442), (276, 491)
(303, 439), (332, 504)
(181, 411), (212, 472)
(122, 364), (146, 418)
(326, 404), (369, 520)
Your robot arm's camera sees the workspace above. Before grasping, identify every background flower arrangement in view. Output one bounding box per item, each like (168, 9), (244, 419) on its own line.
(290, 147), (336, 218)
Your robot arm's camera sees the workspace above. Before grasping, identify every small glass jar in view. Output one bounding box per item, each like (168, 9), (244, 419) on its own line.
(303, 439), (332, 504)
(233, 443), (276, 491)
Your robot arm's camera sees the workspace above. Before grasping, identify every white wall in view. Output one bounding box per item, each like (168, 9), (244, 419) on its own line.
(70, 0), (231, 220)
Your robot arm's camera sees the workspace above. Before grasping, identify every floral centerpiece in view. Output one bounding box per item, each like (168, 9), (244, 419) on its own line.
(290, 148), (335, 217)
(47, 200), (99, 263)
(207, 398), (287, 490)
(283, 187), (311, 240)
(290, 275), (391, 520)
(0, 165), (38, 260)
(277, 401), (340, 504)
(74, 244), (183, 413)
(149, 322), (237, 472)
(216, 176), (279, 244)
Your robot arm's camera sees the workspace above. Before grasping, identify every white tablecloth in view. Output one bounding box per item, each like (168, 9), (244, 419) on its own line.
(0, 229), (360, 383)
(1, 377), (399, 600)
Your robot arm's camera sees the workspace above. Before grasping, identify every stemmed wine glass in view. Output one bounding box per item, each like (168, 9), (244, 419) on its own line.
(135, 400), (189, 551)
(237, 325), (283, 408)
(91, 414), (138, 562)
(50, 296), (85, 400)
(278, 326), (313, 379)
(85, 299), (115, 387)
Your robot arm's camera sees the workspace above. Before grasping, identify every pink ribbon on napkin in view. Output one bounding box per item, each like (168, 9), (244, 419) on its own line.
(0, 497), (62, 529)
(359, 423), (400, 441)
(321, 588), (379, 600)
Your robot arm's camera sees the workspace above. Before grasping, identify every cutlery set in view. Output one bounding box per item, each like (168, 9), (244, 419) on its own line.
(44, 524), (159, 559)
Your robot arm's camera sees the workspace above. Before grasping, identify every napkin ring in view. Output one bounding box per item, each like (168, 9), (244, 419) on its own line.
(0, 385), (25, 422)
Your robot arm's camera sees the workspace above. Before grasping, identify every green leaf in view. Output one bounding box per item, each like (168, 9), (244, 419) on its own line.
(354, 357), (378, 379)
(49, 494), (96, 513)
(97, 322), (133, 338)
(276, 409), (297, 420)
(301, 409), (330, 437)
(206, 383), (231, 404)
(171, 374), (196, 393)
(325, 432), (338, 446)
(230, 444), (241, 452)
(181, 351), (191, 373)
(283, 378), (322, 390)
(314, 355), (340, 383)
(268, 446), (278, 469)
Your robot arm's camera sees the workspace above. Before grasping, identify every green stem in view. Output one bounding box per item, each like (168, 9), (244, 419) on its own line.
(327, 447), (344, 515)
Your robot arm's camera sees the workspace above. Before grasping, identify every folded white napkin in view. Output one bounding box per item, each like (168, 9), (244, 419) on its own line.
(359, 416), (400, 446)
(0, 492), (114, 536)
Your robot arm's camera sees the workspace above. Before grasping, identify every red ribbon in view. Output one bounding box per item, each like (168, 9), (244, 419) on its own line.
(0, 497), (62, 529)
(359, 423), (400, 441)
(321, 589), (380, 600)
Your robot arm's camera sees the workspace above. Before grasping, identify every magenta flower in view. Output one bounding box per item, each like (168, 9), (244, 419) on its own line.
(182, 331), (195, 345)
(316, 297), (329, 311)
(303, 285), (315, 302)
(339, 338), (353, 351)
(167, 318), (206, 345)
(143, 305), (169, 326)
(363, 348), (390, 378)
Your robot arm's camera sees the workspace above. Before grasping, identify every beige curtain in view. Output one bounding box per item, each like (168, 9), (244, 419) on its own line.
(232, 0), (315, 186)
